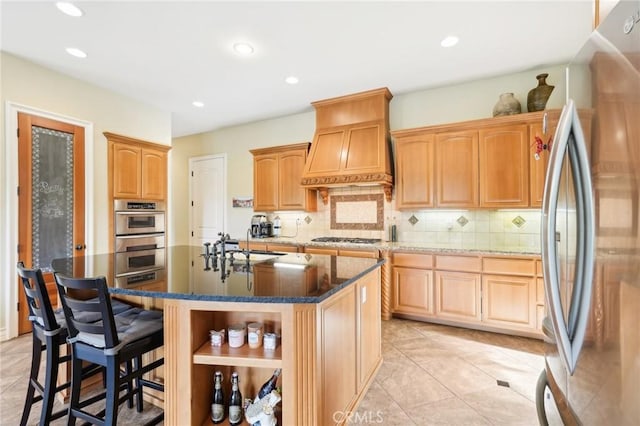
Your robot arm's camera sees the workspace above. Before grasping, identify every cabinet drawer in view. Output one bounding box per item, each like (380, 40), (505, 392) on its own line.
(267, 244), (299, 253)
(305, 247), (338, 256)
(392, 252), (433, 268)
(435, 255), (481, 272)
(483, 257), (535, 276)
(340, 249), (379, 259)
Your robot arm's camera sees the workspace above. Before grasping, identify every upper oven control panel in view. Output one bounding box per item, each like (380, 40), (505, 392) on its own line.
(114, 199), (166, 212)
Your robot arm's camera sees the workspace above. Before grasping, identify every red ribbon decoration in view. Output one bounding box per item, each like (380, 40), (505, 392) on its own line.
(532, 135), (553, 159)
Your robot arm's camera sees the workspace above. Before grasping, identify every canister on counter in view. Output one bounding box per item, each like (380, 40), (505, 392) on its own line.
(228, 324), (246, 348)
(263, 333), (277, 351)
(247, 322), (263, 349)
(209, 329), (225, 347)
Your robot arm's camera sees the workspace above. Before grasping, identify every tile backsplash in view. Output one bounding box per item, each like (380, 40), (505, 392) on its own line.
(266, 187), (542, 252)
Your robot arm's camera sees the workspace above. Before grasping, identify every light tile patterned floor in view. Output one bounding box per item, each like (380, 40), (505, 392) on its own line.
(1, 318), (555, 425)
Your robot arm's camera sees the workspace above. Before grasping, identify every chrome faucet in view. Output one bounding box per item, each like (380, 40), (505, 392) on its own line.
(215, 232), (231, 258)
(243, 228), (251, 261)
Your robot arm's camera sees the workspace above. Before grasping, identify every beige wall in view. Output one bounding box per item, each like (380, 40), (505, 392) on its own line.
(0, 52), (171, 338)
(170, 64), (568, 244)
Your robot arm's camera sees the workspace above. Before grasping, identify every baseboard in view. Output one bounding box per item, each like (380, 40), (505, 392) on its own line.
(0, 327), (7, 342)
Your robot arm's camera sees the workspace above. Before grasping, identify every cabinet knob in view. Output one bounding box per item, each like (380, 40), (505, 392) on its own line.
(75, 244), (86, 250)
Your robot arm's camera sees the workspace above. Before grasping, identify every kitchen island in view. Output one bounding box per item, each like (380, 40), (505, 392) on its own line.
(52, 246), (384, 425)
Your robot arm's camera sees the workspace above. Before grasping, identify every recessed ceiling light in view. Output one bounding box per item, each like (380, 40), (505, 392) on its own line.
(65, 47), (87, 58)
(285, 76), (299, 85)
(56, 2), (83, 17)
(192, 101), (205, 108)
(233, 42), (254, 56)
(441, 36), (459, 48)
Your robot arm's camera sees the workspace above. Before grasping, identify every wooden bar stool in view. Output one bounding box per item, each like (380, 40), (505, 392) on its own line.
(54, 273), (164, 426)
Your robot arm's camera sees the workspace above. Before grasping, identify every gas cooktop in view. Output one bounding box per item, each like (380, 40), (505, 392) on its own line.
(311, 237), (382, 244)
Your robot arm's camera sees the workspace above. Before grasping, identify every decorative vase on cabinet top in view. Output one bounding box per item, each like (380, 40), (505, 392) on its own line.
(527, 73), (555, 112)
(492, 93), (522, 117)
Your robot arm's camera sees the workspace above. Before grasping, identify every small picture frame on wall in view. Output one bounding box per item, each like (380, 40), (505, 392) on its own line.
(232, 197), (253, 208)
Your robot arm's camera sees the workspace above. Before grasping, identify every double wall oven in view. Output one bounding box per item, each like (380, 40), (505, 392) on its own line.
(114, 200), (166, 286)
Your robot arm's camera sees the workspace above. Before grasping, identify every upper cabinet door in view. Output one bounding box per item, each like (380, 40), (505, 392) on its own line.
(141, 148), (168, 200)
(109, 135), (170, 201)
(394, 133), (435, 209)
(278, 148), (308, 210)
(253, 153), (279, 211)
(479, 124), (529, 208)
(113, 142), (142, 198)
(435, 130), (479, 208)
(529, 113), (559, 207)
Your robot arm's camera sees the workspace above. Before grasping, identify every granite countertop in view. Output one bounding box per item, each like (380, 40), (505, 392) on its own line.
(248, 237), (541, 257)
(51, 246), (384, 304)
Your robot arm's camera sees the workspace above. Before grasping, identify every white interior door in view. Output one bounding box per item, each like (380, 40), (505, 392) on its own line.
(189, 154), (226, 246)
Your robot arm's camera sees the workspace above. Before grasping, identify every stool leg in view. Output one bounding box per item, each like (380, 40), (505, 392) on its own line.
(39, 336), (61, 426)
(134, 355), (143, 412)
(104, 357), (120, 426)
(66, 355), (82, 426)
(19, 333), (42, 426)
(125, 360), (133, 409)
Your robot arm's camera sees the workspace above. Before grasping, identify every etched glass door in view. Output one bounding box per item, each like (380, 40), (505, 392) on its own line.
(31, 126), (74, 271)
(18, 112), (85, 334)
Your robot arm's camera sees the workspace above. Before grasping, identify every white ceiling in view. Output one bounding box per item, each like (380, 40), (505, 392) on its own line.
(1, 1), (594, 138)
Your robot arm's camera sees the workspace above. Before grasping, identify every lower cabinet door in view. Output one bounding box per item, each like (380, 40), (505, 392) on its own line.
(434, 271), (481, 322)
(392, 267), (434, 316)
(481, 274), (536, 330)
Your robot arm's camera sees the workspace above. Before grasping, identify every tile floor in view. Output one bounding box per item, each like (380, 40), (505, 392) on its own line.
(1, 318), (558, 425)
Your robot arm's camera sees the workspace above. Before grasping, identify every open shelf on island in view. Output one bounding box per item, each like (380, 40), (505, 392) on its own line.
(193, 341), (282, 369)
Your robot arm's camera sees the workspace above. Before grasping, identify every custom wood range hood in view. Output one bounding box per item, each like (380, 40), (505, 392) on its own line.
(300, 87), (394, 204)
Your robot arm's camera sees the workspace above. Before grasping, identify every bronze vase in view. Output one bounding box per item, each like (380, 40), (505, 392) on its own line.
(527, 73), (555, 112)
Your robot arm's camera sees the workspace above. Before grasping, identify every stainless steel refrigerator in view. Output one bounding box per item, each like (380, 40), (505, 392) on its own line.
(536, 1), (640, 424)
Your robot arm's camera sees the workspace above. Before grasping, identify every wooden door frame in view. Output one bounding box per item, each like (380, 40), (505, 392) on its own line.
(1, 103), (94, 341)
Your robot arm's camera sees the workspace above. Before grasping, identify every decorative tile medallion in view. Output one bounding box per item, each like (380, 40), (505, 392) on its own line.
(456, 215), (469, 227)
(304, 216), (312, 224)
(330, 194), (384, 230)
(408, 215), (419, 226)
(512, 215), (526, 228)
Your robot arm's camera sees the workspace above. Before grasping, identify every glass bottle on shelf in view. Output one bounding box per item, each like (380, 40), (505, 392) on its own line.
(229, 371), (243, 425)
(256, 368), (281, 401)
(211, 371), (225, 424)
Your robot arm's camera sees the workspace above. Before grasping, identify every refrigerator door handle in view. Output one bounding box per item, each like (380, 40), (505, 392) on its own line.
(566, 102), (595, 369)
(542, 100), (595, 375)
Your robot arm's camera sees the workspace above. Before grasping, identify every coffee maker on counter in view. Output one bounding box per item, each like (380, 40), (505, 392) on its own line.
(251, 215), (273, 238)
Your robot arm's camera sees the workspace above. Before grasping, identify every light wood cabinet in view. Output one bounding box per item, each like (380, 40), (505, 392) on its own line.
(107, 135), (169, 201)
(105, 132), (170, 253)
(392, 252), (434, 316)
(529, 112), (559, 207)
(164, 267), (382, 425)
(391, 110), (590, 209)
(392, 252), (543, 338)
(479, 124), (530, 207)
(251, 143), (317, 212)
(394, 132), (435, 209)
(481, 274), (536, 330)
(435, 130), (479, 208)
(435, 270), (482, 322)
(356, 270), (381, 391)
(482, 256), (539, 333)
